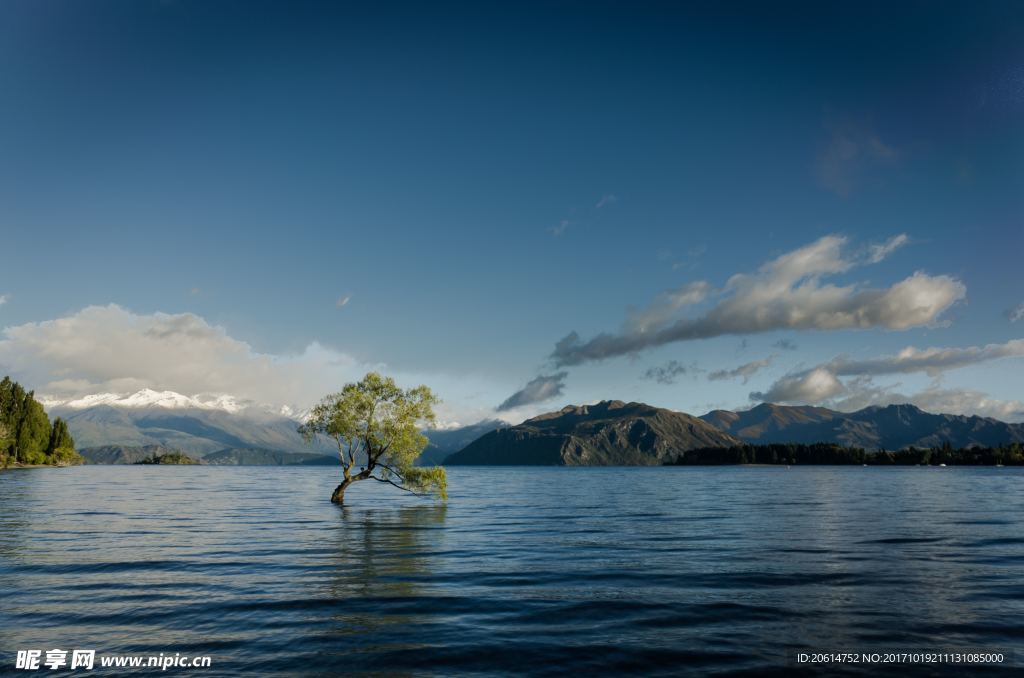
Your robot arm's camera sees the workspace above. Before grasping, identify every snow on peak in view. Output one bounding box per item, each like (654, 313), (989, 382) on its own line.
(433, 420), (465, 431)
(43, 389), (251, 413)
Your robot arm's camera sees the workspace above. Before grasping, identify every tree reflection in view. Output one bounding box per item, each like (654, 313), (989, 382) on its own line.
(316, 504), (448, 668)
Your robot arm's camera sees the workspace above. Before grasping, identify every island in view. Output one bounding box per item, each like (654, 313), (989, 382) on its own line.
(136, 451), (200, 465)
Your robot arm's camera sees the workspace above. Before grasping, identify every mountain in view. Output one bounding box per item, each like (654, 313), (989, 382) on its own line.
(418, 419), (503, 465)
(79, 443), (337, 465)
(48, 389), (483, 465)
(445, 400), (741, 465)
(701, 403), (838, 440)
(700, 403), (1024, 450)
(49, 393), (334, 458)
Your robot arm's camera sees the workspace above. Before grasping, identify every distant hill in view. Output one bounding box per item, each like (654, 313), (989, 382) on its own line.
(418, 419), (503, 465)
(446, 400), (741, 465)
(700, 402), (1024, 450)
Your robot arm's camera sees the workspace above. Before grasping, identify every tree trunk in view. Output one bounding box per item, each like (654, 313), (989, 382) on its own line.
(330, 478), (351, 505)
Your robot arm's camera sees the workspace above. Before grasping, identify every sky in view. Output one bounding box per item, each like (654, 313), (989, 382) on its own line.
(1, 0), (1022, 424)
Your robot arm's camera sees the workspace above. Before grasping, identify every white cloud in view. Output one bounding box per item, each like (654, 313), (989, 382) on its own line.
(708, 356), (774, 384)
(1010, 303), (1024, 323)
(902, 386), (1024, 422)
(496, 372), (567, 411)
(830, 379), (1024, 422)
(0, 304), (373, 409)
(0, 304), (500, 425)
(750, 338), (1024, 421)
(828, 339), (1024, 378)
(866, 233), (909, 263)
(0, 294), (8, 306)
(596, 194), (617, 208)
(750, 367), (845, 403)
(553, 235), (966, 366)
(336, 294), (352, 308)
(626, 281), (711, 334)
(0, 304), (584, 426)
(550, 219), (570, 236)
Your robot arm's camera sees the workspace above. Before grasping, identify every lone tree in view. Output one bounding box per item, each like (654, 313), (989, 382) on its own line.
(299, 372), (447, 505)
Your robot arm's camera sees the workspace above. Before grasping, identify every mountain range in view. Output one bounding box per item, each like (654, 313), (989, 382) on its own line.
(49, 389), (1024, 466)
(48, 389), (332, 460)
(701, 402), (1024, 450)
(448, 401), (1024, 465)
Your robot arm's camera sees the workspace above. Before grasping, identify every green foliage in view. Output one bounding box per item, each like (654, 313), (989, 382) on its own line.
(300, 372), (446, 503)
(667, 442), (1024, 466)
(47, 417), (75, 456)
(0, 376), (82, 467)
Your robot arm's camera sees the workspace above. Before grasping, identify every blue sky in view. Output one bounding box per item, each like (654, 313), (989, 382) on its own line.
(1, 1), (1022, 423)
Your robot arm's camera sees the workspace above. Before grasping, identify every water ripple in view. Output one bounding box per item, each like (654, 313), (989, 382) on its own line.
(1, 465), (1022, 676)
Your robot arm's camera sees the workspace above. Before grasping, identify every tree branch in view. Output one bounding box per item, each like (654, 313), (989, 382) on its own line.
(370, 474), (428, 496)
(376, 462), (407, 482)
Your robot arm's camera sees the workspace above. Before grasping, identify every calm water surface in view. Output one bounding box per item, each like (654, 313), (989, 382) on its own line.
(1, 466), (1022, 676)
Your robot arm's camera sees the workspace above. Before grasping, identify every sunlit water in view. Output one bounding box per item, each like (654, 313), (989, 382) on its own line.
(1, 466), (1022, 676)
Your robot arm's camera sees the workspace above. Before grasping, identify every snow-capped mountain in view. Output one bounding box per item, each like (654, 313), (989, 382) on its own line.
(40, 389), (305, 418)
(41, 388), (485, 463)
(42, 389), (328, 457)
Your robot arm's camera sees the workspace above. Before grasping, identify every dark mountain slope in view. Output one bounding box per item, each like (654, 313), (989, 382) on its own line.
(701, 403), (839, 441)
(419, 419), (503, 465)
(701, 403), (1024, 450)
(446, 400), (741, 465)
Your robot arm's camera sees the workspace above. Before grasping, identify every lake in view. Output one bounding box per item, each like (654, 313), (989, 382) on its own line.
(1, 466), (1022, 676)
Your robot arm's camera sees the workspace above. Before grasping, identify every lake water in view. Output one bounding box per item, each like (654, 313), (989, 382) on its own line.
(1, 466), (1022, 676)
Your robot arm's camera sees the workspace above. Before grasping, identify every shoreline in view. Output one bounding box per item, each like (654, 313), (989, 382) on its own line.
(1, 462), (83, 470)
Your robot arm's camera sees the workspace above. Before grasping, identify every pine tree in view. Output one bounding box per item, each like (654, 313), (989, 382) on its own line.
(47, 417), (75, 456)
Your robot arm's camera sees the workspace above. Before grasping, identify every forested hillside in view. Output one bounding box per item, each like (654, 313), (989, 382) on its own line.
(1, 377), (83, 466)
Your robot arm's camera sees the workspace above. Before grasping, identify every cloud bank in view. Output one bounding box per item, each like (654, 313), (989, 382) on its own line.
(0, 304), (374, 409)
(0, 304), (515, 426)
(552, 235), (965, 366)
